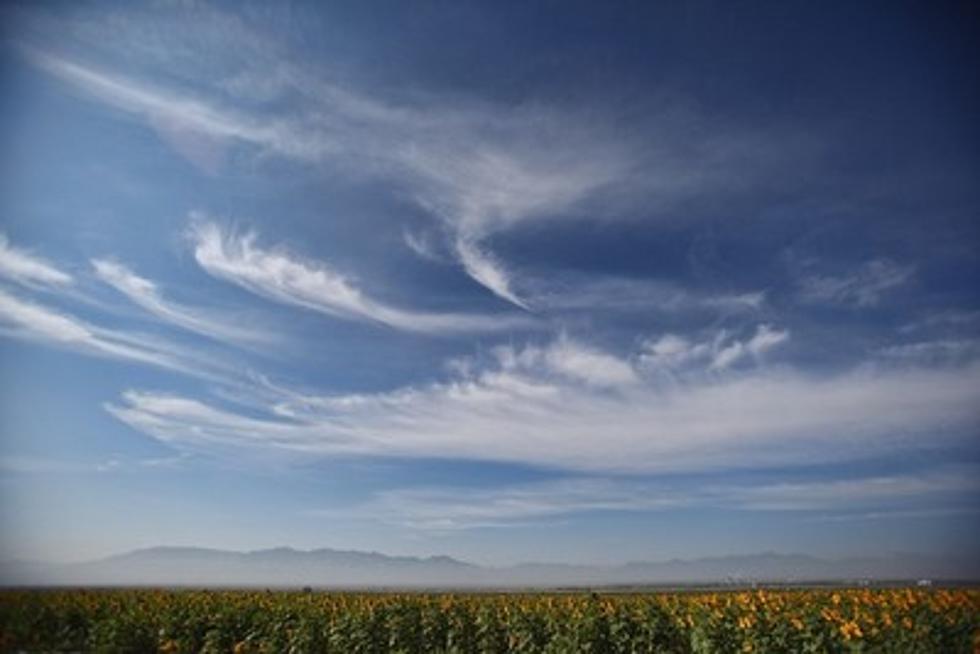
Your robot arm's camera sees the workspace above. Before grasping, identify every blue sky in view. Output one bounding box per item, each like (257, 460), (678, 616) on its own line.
(0, 0), (978, 566)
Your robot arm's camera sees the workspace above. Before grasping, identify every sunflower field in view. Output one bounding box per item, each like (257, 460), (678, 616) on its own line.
(1, 587), (977, 653)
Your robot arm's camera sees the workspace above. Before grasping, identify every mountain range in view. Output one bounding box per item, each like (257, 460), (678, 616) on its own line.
(4, 547), (978, 588)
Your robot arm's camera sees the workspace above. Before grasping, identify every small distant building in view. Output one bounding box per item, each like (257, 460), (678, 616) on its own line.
(916, 579), (932, 587)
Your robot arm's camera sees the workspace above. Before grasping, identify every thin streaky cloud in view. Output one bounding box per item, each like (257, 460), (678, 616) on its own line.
(898, 310), (980, 339)
(105, 334), (979, 474)
(709, 324), (789, 371)
(495, 335), (639, 388)
(91, 258), (273, 346)
(878, 338), (980, 365)
(799, 259), (915, 307)
(702, 291), (767, 312)
(23, 48), (321, 162)
(0, 233), (73, 287)
(803, 507), (980, 523)
(402, 229), (445, 263)
(719, 472), (980, 511)
(0, 287), (231, 383)
(349, 468), (980, 530)
(24, 44), (800, 310)
(522, 273), (767, 315)
(453, 239), (530, 310)
(188, 219), (536, 334)
(358, 479), (680, 530)
(639, 325), (788, 375)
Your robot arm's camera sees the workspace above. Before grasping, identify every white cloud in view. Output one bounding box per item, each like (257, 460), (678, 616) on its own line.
(746, 324), (789, 356)
(453, 239), (529, 309)
(710, 324), (789, 370)
(402, 229), (444, 263)
(901, 310), (980, 333)
(355, 468), (980, 529)
(639, 334), (710, 371)
(640, 325), (788, 374)
(879, 339), (980, 364)
(0, 287), (91, 344)
(25, 49), (322, 163)
(105, 332), (979, 474)
(0, 287), (226, 381)
(724, 470), (980, 511)
(710, 340), (746, 371)
(361, 479), (677, 530)
(189, 220), (534, 334)
(401, 138), (629, 306)
(23, 49), (625, 307)
(486, 337), (639, 388)
(522, 273), (766, 316)
(92, 258), (271, 345)
(799, 259), (914, 307)
(107, 391), (323, 451)
(538, 338), (638, 388)
(0, 233), (73, 287)
(25, 40), (805, 309)
(702, 291), (767, 311)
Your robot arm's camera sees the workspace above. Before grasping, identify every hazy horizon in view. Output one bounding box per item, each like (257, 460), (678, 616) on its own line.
(6, 544), (980, 589)
(1, 1), (978, 572)
(10, 542), (978, 568)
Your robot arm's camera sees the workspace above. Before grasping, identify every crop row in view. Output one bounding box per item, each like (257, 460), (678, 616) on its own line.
(1, 588), (978, 653)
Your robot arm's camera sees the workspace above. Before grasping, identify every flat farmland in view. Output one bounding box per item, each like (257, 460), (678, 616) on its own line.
(1, 587), (978, 653)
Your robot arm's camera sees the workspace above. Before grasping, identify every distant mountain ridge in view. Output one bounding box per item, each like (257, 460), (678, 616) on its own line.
(3, 546), (977, 588)
(110, 546), (475, 569)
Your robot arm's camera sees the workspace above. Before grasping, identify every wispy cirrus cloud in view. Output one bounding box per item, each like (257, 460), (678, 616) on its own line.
(722, 470), (980, 512)
(0, 233), (73, 288)
(22, 29), (810, 309)
(91, 258), (272, 346)
(709, 324), (789, 370)
(357, 478), (677, 530)
(402, 229), (445, 263)
(878, 338), (980, 365)
(0, 234), (252, 384)
(188, 220), (535, 334)
(520, 272), (767, 316)
(453, 239), (529, 310)
(898, 309), (980, 342)
(799, 259), (915, 307)
(639, 324), (788, 374)
(24, 47), (625, 307)
(24, 48), (318, 163)
(350, 468), (980, 529)
(0, 287), (227, 382)
(105, 330), (979, 474)
(487, 336), (640, 388)
(402, 137), (630, 307)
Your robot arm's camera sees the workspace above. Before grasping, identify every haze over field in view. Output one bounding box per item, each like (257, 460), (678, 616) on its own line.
(6, 547), (980, 588)
(0, 1), (977, 583)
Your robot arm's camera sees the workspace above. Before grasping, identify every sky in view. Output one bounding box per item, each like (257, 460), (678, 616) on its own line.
(0, 0), (978, 567)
